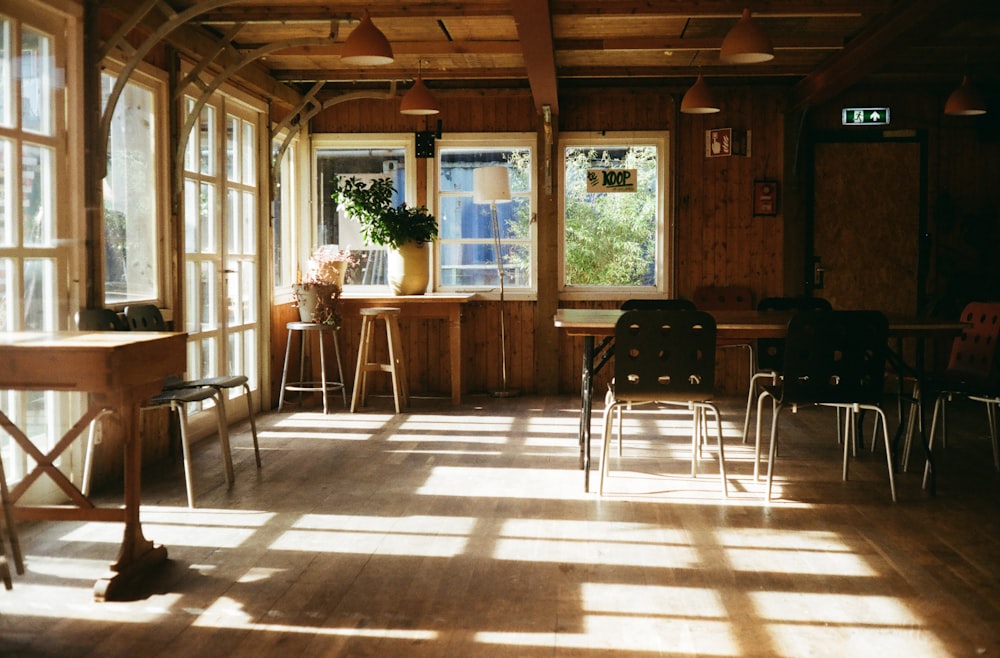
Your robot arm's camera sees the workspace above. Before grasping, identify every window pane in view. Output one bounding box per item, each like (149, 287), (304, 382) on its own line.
(0, 18), (11, 128)
(242, 120), (255, 186)
(184, 97), (197, 172)
(437, 148), (532, 289)
(103, 73), (159, 304)
(199, 105), (214, 175)
(242, 190), (255, 255)
(200, 182), (216, 253)
(272, 138), (294, 288)
(227, 188), (239, 254)
(0, 258), (13, 331)
(23, 257), (55, 330)
(563, 144), (658, 287)
(0, 138), (11, 245)
(20, 26), (52, 136)
(315, 147), (407, 287)
(22, 143), (53, 247)
(225, 114), (238, 182)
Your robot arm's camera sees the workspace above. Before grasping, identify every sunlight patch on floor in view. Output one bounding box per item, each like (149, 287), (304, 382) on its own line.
(269, 513), (477, 557)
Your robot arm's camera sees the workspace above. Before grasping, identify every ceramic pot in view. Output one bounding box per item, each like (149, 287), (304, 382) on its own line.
(387, 241), (429, 295)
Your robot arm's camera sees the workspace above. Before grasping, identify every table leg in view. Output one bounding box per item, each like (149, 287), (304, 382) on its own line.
(94, 397), (166, 601)
(579, 336), (594, 492)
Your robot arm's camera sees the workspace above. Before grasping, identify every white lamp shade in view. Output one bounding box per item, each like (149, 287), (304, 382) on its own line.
(473, 167), (512, 204)
(400, 76), (440, 115)
(680, 74), (721, 114)
(341, 10), (394, 66)
(720, 8), (774, 64)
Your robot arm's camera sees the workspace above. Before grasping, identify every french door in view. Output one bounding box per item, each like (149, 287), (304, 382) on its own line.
(181, 92), (262, 419)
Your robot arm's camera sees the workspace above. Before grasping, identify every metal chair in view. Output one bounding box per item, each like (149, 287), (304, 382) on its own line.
(693, 285), (755, 399)
(599, 309), (728, 497)
(76, 307), (128, 332)
(124, 304), (260, 469)
(741, 296), (833, 443)
(919, 302), (1000, 488)
(755, 310), (895, 502)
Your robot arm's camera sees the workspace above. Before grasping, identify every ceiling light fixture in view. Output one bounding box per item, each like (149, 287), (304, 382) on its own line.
(400, 60), (440, 115)
(341, 9), (394, 66)
(680, 74), (721, 114)
(720, 8), (774, 64)
(944, 75), (987, 116)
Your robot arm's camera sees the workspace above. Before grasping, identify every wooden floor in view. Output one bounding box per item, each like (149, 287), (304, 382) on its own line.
(2, 393), (999, 657)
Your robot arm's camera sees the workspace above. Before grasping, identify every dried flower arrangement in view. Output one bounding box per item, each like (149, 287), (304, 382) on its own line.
(293, 245), (357, 328)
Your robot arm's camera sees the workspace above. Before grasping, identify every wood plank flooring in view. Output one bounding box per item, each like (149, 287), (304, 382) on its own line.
(1, 393), (999, 657)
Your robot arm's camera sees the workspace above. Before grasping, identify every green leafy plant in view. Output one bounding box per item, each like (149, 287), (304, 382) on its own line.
(332, 176), (438, 249)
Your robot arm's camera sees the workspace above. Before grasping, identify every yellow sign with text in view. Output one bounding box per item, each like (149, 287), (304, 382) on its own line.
(586, 169), (638, 193)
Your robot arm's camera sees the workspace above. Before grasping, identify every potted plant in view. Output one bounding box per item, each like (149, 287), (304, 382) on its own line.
(293, 245), (357, 328)
(332, 176), (438, 295)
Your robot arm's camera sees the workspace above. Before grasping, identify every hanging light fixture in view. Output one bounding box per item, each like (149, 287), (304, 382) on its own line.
(400, 61), (440, 115)
(720, 8), (774, 64)
(341, 9), (394, 66)
(681, 74), (721, 114)
(945, 75), (987, 116)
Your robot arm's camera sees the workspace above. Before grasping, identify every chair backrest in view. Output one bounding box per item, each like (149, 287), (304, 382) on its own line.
(779, 310), (888, 405)
(756, 296), (833, 371)
(620, 298), (696, 311)
(76, 308), (128, 331)
(945, 301), (1000, 388)
(124, 304), (168, 331)
(613, 309), (717, 403)
(692, 285), (753, 310)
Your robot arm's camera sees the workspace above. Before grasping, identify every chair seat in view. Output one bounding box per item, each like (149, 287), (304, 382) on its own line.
(165, 375), (248, 390)
(150, 386), (219, 406)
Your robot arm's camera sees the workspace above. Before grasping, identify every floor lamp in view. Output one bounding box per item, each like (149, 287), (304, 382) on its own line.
(473, 166), (516, 397)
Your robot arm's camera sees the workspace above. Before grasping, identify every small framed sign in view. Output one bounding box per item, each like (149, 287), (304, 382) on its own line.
(753, 179), (779, 216)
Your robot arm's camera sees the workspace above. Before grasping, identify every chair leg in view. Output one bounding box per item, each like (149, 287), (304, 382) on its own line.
(598, 401), (623, 496)
(754, 389), (775, 481)
(0, 448), (25, 589)
(875, 407), (897, 502)
(174, 403), (196, 508)
(765, 403), (783, 503)
(923, 395), (946, 490)
(239, 383), (262, 469)
(702, 402), (728, 498)
(212, 394), (235, 489)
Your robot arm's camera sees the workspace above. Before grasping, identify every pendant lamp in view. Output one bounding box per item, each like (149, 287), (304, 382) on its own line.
(400, 62), (440, 115)
(681, 74), (721, 114)
(945, 75), (987, 116)
(341, 9), (393, 66)
(720, 8), (774, 64)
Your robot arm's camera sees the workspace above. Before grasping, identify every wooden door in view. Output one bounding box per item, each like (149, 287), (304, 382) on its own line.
(810, 136), (926, 315)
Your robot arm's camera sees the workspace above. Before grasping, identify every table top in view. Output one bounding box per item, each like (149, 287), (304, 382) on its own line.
(553, 308), (967, 340)
(341, 292), (474, 304)
(0, 331), (186, 393)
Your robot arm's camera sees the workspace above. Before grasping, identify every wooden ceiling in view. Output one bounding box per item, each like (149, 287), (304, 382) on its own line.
(137, 1), (999, 113)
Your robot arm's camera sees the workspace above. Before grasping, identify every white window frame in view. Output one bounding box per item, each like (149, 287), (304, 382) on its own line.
(430, 133), (537, 299)
(558, 131), (671, 300)
(309, 133), (417, 294)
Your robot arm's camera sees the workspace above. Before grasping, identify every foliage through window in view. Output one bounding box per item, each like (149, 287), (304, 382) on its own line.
(562, 135), (665, 289)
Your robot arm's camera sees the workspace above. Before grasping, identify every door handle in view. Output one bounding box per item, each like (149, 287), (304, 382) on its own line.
(813, 257), (825, 289)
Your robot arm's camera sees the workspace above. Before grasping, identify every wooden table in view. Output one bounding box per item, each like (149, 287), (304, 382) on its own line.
(554, 308), (967, 493)
(0, 331), (186, 600)
(341, 293), (473, 404)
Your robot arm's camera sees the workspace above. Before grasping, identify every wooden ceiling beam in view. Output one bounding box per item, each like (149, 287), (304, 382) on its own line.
(548, 0), (889, 17)
(511, 0), (559, 115)
(789, 0), (960, 109)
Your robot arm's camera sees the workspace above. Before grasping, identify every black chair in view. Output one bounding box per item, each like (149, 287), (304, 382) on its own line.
(917, 301), (1000, 487)
(76, 307), (128, 331)
(599, 309), (728, 497)
(754, 310), (896, 502)
(610, 299), (697, 448)
(741, 296), (833, 444)
(124, 304), (261, 469)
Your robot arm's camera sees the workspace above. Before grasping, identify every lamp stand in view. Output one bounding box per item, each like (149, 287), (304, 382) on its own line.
(490, 201), (518, 398)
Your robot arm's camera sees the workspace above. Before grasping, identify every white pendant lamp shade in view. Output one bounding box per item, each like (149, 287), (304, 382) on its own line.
(680, 74), (721, 114)
(945, 75), (987, 116)
(341, 10), (394, 66)
(720, 8), (774, 64)
(400, 76), (440, 115)
(473, 166), (512, 204)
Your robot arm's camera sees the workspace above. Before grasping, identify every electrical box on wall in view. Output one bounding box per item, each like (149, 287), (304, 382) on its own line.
(416, 131), (436, 158)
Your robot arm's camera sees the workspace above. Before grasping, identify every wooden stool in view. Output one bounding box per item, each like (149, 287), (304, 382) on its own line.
(0, 450), (25, 590)
(278, 322), (348, 414)
(351, 307), (409, 413)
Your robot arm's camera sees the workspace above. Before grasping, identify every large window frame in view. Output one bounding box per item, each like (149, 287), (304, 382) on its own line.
(100, 58), (168, 307)
(430, 133), (537, 298)
(309, 133), (417, 294)
(558, 131), (671, 299)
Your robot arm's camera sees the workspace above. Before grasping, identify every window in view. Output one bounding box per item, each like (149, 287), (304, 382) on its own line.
(271, 132), (299, 290)
(434, 136), (535, 293)
(102, 64), (165, 304)
(560, 132), (668, 294)
(312, 134), (415, 288)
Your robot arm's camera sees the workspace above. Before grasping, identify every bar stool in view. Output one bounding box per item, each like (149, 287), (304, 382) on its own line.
(352, 307), (409, 413)
(278, 321), (348, 414)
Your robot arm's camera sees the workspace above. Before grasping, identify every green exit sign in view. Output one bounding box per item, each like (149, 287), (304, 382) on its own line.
(842, 107), (891, 126)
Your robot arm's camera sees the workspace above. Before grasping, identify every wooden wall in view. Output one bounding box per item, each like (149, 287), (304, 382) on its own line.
(272, 81), (999, 405)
